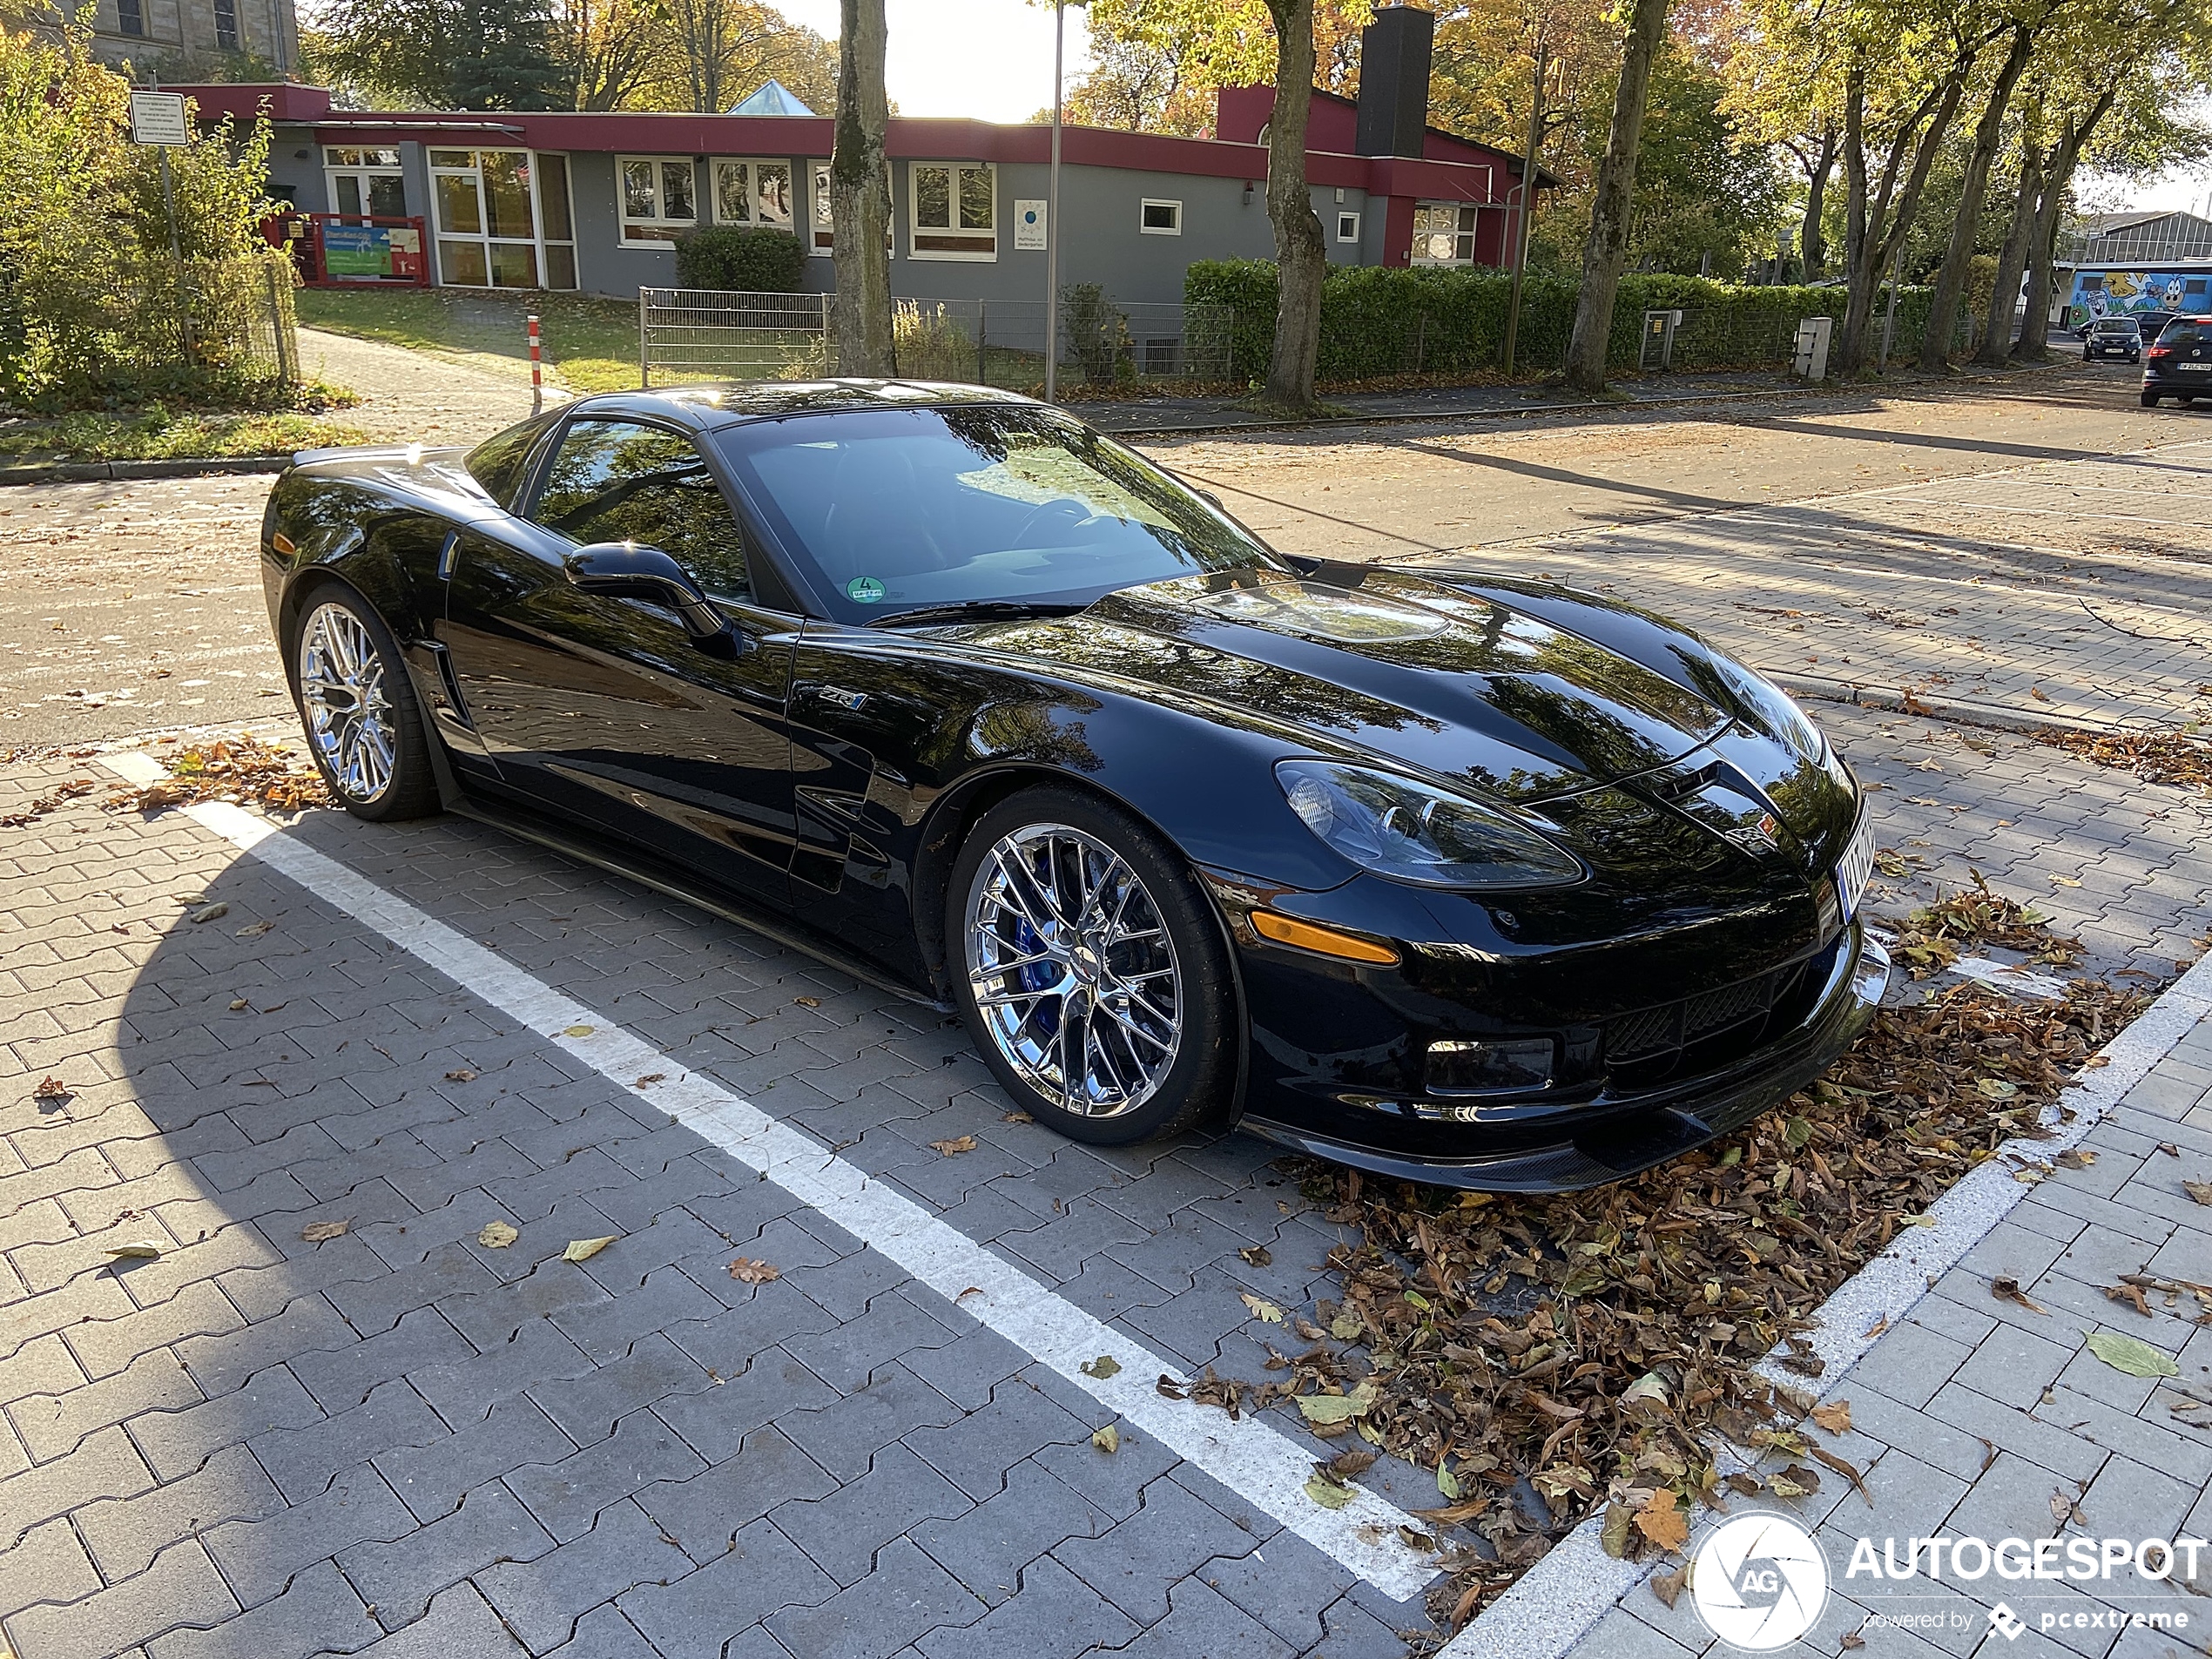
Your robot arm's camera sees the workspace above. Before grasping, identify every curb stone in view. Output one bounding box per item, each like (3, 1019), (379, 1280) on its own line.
(0, 454), (290, 487)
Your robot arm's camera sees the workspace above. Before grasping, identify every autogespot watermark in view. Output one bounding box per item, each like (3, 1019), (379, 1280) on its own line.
(1689, 1514), (2203, 1652)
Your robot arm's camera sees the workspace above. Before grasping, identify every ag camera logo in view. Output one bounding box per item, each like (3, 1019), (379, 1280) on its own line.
(1692, 1512), (1831, 1650)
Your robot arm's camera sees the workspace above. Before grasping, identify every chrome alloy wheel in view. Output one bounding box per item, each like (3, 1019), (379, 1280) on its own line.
(296, 602), (396, 803)
(964, 822), (1184, 1117)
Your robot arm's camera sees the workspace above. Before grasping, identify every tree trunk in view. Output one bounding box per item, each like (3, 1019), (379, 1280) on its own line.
(1835, 57), (1971, 377)
(1918, 24), (2034, 372)
(1976, 91), (2045, 368)
(1800, 125), (1837, 281)
(2014, 90), (2115, 360)
(1561, 0), (1671, 393)
(1838, 69), (1876, 374)
(1262, 0), (1328, 410)
(830, 0), (893, 376)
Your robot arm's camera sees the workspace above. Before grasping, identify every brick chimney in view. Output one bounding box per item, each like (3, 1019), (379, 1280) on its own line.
(1354, 6), (1434, 158)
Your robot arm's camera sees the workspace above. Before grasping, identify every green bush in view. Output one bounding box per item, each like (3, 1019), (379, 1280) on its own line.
(1185, 259), (1932, 381)
(673, 226), (807, 293)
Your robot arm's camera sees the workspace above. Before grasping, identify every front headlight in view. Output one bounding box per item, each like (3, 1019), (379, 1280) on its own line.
(1276, 760), (1583, 890)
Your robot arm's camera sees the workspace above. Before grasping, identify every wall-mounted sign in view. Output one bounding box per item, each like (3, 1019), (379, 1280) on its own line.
(1014, 199), (1047, 251)
(128, 90), (190, 146)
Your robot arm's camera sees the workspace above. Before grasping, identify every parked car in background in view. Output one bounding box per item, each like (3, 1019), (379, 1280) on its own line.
(2142, 314), (2211, 406)
(2086, 317), (2144, 361)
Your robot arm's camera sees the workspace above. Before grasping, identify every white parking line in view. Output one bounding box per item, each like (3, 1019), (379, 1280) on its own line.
(99, 752), (1437, 1602)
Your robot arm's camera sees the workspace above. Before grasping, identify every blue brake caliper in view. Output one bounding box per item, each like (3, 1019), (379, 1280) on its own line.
(1014, 916), (1058, 1035)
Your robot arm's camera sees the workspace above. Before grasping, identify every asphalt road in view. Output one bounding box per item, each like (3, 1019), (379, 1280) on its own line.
(1, 360), (2199, 752)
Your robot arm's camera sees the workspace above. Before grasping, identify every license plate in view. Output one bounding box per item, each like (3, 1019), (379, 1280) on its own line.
(1835, 810), (1876, 923)
(2179, 362), (2210, 372)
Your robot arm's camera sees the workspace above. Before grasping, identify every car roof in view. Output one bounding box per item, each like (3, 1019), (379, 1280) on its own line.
(562, 380), (1045, 433)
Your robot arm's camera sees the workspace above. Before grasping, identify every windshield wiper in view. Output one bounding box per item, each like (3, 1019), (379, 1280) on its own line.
(867, 598), (1093, 629)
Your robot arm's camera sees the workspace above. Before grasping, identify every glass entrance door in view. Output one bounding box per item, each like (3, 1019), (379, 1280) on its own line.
(429, 150), (577, 289)
(325, 146), (406, 219)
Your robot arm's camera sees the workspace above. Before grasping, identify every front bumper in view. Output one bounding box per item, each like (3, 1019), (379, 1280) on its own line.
(1236, 922), (1889, 1191)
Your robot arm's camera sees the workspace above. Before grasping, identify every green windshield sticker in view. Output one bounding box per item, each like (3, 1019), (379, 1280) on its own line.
(846, 576), (886, 604)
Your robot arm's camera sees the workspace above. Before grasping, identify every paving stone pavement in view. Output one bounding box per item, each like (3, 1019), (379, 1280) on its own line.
(1568, 997), (2212, 1659)
(1403, 437), (2212, 736)
(3, 688), (2208, 1658)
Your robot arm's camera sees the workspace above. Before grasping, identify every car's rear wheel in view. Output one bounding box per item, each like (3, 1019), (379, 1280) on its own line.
(949, 786), (1237, 1145)
(2142, 390), (2161, 407)
(287, 590), (441, 821)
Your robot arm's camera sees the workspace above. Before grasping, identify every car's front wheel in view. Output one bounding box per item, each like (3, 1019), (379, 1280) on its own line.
(287, 589), (442, 821)
(948, 786), (1238, 1144)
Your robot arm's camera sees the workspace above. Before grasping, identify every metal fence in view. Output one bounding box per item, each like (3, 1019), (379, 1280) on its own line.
(638, 287), (1236, 391)
(113, 252), (300, 386)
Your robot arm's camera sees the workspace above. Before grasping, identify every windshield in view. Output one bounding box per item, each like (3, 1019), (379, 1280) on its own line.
(2093, 320), (2137, 334)
(2155, 320), (2203, 344)
(711, 405), (1288, 622)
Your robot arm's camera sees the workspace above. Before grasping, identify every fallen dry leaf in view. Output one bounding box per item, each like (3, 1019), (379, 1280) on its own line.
(1991, 1275), (2047, 1314)
(1080, 1354), (1122, 1379)
(2184, 1180), (2212, 1206)
(1305, 1472), (1355, 1510)
(477, 1220), (519, 1248)
(235, 919), (273, 937)
(1841, 1629), (1866, 1650)
(1240, 1292), (1285, 1324)
(928, 1136), (978, 1156)
(228, 998), (250, 1011)
(299, 1218), (353, 1242)
(1238, 1244), (1273, 1267)
(1634, 1489), (1689, 1554)
(635, 1073), (665, 1088)
(105, 1241), (162, 1259)
(1090, 1423), (1119, 1453)
(187, 903), (228, 924)
(31, 1076), (71, 1103)
(727, 1258), (780, 1285)
(1001, 1111), (1033, 1123)
(2085, 1331), (2178, 1378)
(1649, 1562), (1690, 1609)
(443, 1069), (478, 1082)
(2104, 1283), (2152, 1317)
(1811, 1399), (1853, 1435)
(794, 995), (821, 1008)
(563, 1235), (618, 1263)
(562, 1024), (595, 1037)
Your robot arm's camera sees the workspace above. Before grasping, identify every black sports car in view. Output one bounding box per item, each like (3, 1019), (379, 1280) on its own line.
(261, 381), (1887, 1191)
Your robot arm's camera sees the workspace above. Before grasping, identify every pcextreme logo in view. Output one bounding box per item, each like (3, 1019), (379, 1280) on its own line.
(1691, 1513), (1829, 1651)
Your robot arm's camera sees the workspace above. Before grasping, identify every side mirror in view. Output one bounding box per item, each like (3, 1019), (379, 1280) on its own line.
(565, 543), (731, 645)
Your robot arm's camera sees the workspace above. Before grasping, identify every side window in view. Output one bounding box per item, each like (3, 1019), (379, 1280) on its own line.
(531, 420), (749, 600)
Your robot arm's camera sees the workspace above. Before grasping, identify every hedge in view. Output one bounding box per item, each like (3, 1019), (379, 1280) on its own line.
(673, 226), (808, 293)
(1186, 260), (1938, 381)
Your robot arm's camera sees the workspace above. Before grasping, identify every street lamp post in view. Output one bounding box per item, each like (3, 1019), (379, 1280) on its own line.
(1501, 34), (1547, 379)
(1043, 0), (1065, 403)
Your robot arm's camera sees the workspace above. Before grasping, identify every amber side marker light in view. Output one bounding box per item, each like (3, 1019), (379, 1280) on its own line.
(270, 532), (297, 556)
(1251, 910), (1399, 966)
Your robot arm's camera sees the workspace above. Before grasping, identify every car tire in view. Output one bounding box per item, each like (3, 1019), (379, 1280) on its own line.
(2141, 390), (2161, 408)
(948, 786), (1238, 1145)
(286, 586), (442, 822)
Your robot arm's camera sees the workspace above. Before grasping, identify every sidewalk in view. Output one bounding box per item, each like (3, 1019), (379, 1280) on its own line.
(1516, 961), (2212, 1659)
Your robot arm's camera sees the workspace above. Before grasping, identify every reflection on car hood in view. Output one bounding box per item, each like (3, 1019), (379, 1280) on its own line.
(957, 568), (1735, 803)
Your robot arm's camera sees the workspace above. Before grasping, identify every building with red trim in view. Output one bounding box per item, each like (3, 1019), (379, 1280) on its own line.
(179, 6), (1547, 304)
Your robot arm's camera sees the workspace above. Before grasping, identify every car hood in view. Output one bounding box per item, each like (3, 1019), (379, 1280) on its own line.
(957, 567), (1737, 804)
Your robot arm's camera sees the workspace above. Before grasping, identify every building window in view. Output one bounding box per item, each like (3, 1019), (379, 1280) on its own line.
(712, 159), (795, 230)
(1412, 203), (1479, 266)
(619, 156), (698, 246)
(429, 149), (576, 291)
(326, 146), (406, 220)
(1337, 211), (1361, 244)
(212, 0), (238, 49)
(1139, 199), (1182, 236)
(116, 0), (144, 35)
(909, 161), (994, 260)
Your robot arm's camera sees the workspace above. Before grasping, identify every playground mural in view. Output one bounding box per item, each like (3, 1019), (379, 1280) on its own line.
(2068, 267), (2212, 324)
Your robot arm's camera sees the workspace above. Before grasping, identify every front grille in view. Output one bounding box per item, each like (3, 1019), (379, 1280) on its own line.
(1603, 937), (1838, 1086)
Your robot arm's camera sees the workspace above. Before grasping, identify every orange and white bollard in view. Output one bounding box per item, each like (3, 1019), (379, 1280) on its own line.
(528, 314), (543, 415)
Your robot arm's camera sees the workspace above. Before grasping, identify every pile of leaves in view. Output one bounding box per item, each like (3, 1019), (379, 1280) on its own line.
(2033, 728), (2212, 795)
(1888, 870), (2085, 978)
(1247, 948), (2152, 1634)
(107, 737), (334, 816)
